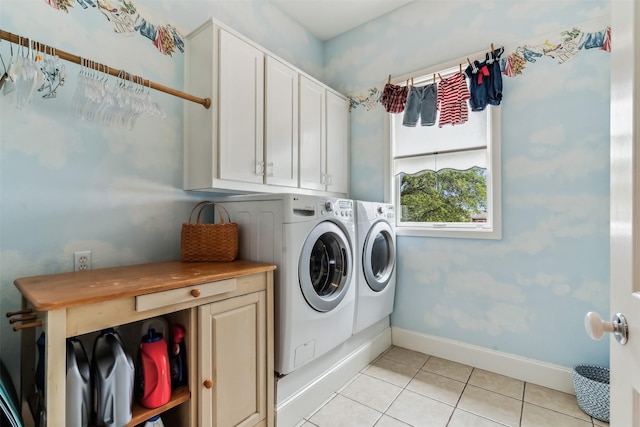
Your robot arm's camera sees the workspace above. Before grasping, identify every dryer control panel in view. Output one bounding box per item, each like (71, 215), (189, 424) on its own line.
(376, 204), (395, 221)
(321, 199), (354, 220)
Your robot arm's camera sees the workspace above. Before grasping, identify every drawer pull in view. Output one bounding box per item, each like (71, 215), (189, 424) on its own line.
(190, 289), (201, 298)
(203, 379), (214, 389)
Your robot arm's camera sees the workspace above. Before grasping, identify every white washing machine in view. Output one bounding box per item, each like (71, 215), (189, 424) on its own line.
(216, 194), (356, 375)
(353, 201), (397, 335)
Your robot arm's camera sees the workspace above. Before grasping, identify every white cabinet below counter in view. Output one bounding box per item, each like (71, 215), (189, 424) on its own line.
(184, 19), (349, 197)
(199, 290), (269, 427)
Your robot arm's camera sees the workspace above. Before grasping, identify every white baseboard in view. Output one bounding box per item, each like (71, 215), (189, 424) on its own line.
(276, 328), (392, 427)
(391, 327), (574, 395)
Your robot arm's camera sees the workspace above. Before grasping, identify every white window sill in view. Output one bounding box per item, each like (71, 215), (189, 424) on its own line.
(395, 225), (502, 240)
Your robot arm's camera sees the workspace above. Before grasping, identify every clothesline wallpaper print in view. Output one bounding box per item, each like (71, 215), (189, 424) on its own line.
(44, 0), (184, 56)
(349, 87), (383, 111)
(348, 23), (611, 111)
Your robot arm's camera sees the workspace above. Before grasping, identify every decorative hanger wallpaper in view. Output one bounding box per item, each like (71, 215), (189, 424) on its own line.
(44, 0), (185, 56)
(349, 22), (611, 112)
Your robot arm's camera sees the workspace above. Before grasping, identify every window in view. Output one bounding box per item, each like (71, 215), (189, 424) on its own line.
(390, 63), (501, 239)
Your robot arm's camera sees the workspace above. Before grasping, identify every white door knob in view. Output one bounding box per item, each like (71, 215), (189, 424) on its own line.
(585, 311), (628, 345)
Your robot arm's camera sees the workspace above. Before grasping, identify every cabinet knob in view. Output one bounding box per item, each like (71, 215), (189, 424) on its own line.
(203, 379), (214, 389)
(190, 289), (201, 298)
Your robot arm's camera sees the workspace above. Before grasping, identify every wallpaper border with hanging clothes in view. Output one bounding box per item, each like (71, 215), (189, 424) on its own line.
(348, 21), (611, 115)
(43, 0), (185, 56)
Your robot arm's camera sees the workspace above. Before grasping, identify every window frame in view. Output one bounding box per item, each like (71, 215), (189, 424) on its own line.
(385, 54), (502, 240)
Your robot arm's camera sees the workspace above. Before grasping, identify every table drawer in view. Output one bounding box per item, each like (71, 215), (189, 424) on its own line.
(136, 278), (237, 312)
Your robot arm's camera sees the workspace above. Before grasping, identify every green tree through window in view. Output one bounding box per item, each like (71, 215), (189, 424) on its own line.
(400, 167), (487, 223)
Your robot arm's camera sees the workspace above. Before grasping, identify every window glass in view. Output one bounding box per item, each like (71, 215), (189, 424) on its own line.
(371, 233), (391, 278)
(399, 167), (487, 223)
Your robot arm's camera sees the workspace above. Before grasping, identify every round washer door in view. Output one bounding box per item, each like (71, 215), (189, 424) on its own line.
(363, 221), (395, 292)
(299, 221), (353, 312)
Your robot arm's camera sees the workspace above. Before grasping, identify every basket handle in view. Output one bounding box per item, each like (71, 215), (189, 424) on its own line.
(188, 201), (232, 225)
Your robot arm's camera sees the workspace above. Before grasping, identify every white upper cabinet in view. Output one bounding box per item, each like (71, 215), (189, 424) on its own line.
(265, 56), (299, 188)
(299, 76), (326, 191)
(326, 91), (350, 194)
(219, 29), (265, 184)
(299, 77), (350, 194)
(184, 19), (348, 196)
(184, 20), (218, 191)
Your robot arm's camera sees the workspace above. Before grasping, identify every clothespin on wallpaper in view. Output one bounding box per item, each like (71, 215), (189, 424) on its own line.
(437, 73), (443, 81)
(388, 75), (391, 84)
(433, 74), (436, 84)
(467, 58), (472, 66)
(488, 43), (497, 63)
(411, 78), (414, 87)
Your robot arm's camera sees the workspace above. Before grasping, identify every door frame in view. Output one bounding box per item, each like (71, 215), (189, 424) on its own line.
(610, 0), (640, 425)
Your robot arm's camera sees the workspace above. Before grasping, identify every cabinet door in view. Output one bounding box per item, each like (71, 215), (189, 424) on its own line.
(326, 91), (350, 194)
(299, 76), (326, 191)
(265, 57), (299, 187)
(219, 29), (265, 184)
(199, 291), (267, 427)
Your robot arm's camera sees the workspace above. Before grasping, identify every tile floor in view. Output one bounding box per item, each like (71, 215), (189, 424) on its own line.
(297, 346), (609, 427)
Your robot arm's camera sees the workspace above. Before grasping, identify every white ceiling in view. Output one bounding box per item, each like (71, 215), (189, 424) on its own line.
(270, 0), (415, 41)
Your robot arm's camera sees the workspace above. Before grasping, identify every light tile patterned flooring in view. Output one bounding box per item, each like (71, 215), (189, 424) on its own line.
(297, 346), (609, 427)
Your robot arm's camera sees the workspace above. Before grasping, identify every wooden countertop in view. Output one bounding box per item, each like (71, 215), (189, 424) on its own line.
(14, 260), (276, 311)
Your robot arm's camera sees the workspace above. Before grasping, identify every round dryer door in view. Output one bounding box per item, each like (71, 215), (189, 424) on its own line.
(299, 221), (353, 312)
(363, 221), (395, 292)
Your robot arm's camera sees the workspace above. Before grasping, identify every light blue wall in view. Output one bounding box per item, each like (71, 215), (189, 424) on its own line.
(326, 0), (610, 367)
(0, 0), (610, 395)
(0, 0), (322, 387)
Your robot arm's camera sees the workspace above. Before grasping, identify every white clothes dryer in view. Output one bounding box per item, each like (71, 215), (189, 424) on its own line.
(216, 194), (356, 375)
(353, 201), (397, 335)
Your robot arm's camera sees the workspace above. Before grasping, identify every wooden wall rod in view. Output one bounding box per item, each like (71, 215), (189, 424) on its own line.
(13, 320), (42, 331)
(9, 314), (38, 324)
(6, 308), (32, 317)
(0, 29), (211, 109)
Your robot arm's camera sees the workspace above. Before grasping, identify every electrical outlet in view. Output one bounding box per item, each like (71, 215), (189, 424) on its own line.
(74, 251), (92, 272)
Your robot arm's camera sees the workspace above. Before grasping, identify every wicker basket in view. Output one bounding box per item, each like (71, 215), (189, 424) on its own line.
(180, 201), (239, 262)
(572, 364), (610, 422)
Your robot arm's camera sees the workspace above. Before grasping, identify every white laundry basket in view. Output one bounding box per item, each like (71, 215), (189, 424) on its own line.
(572, 364), (610, 422)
